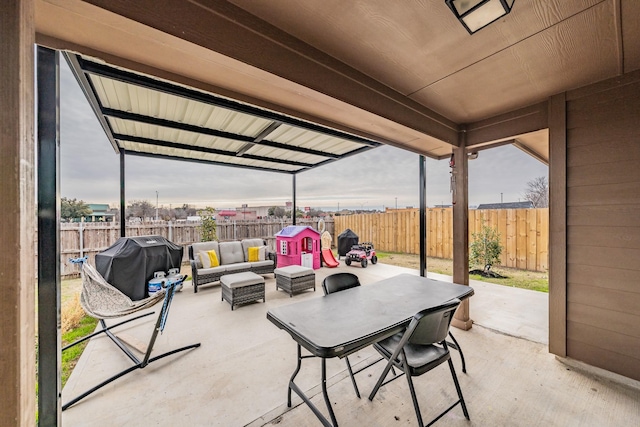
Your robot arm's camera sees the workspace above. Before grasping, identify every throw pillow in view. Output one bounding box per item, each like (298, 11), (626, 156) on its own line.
(199, 251), (211, 269)
(208, 250), (220, 267)
(248, 246), (260, 262)
(258, 245), (266, 261)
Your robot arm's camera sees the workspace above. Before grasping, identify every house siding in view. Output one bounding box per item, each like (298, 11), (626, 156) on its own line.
(564, 72), (640, 381)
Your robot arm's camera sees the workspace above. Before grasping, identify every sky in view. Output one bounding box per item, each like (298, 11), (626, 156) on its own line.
(59, 59), (548, 212)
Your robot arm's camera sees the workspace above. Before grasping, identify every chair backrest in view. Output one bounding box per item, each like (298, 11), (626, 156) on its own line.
(407, 299), (461, 346)
(322, 272), (361, 295)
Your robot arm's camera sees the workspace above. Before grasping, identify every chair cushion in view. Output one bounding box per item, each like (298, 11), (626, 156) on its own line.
(199, 251), (211, 269)
(248, 246), (260, 262)
(192, 241), (219, 264)
(224, 262), (252, 273)
(220, 272), (264, 289)
(219, 241), (244, 265)
(258, 245), (266, 261)
(207, 250), (220, 267)
(275, 265), (314, 279)
(242, 238), (265, 261)
(197, 265), (227, 276)
(250, 260), (273, 269)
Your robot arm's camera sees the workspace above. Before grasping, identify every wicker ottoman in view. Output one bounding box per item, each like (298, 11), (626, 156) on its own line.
(274, 265), (316, 297)
(220, 272), (265, 310)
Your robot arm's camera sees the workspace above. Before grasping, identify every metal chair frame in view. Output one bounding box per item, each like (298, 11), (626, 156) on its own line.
(368, 299), (470, 427)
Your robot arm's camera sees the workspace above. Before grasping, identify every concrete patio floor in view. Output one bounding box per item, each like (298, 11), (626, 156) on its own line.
(61, 263), (639, 426)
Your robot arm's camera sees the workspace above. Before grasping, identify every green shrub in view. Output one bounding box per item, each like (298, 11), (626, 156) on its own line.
(469, 225), (503, 271)
(199, 207), (217, 242)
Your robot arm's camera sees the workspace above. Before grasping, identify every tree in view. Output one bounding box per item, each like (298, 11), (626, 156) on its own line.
(469, 223), (504, 277)
(198, 207), (217, 242)
(127, 200), (155, 219)
(523, 176), (549, 208)
(61, 197), (91, 221)
(268, 206), (286, 217)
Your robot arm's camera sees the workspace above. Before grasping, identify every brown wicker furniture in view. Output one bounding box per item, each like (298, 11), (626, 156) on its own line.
(220, 271), (266, 310)
(274, 265), (316, 297)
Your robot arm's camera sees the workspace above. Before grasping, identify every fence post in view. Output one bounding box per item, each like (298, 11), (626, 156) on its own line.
(79, 218), (84, 258)
(168, 220), (173, 241)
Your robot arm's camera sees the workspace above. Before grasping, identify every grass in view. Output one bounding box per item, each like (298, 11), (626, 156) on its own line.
(61, 316), (98, 387)
(60, 292), (98, 387)
(376, 251), (549, 293)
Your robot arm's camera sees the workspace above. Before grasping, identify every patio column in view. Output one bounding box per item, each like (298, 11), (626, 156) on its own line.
(0, 1), (36, 425)
(292, 174), (297, 225)
(419, 155), (427, 276)
(452, 128), (473, 330)
(37, 46), (62, 426)
(120, 150), (126, 236)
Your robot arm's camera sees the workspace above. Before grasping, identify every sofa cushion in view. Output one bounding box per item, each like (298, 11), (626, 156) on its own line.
(199, 251), (211, 269)
(219, 241), (245, 265)
(250, 260), (273, 269)
(207, 250), (220, 267)
(192, 241), (220, 263)
(248, 246), (260, 262)
(258, 245), (266, 261)
(197, 265), (227, 276)
(242, 239), (266, 261)
(224, 262), (251, 273)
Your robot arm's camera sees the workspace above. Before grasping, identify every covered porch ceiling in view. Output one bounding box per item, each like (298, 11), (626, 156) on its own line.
(35, 0), (640, 163)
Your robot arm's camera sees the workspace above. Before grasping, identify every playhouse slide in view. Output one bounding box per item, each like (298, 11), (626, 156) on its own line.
(321, 248), (340, 268)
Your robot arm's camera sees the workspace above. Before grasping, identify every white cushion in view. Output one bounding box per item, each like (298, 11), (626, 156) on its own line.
(224, 262), (251, 273)
(199, 251), (211, 269)
(275, 265), (314, 279)
(250, 260), (273, 269)
(219, 241), (244, 264)
(220, 272), (264, 289)
(198, 265), (228, 276)
(258, 245), (267, 261)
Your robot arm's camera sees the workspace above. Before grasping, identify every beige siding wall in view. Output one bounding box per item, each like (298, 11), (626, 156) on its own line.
(565, 73), (640, 381)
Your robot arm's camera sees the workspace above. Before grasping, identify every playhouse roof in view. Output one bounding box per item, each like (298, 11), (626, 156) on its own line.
(275, 225), (320, 238)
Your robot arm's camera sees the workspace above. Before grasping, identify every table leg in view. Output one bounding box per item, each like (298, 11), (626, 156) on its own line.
(321, 358), (339, 427)
(286, 344), (339, 427)
(287, 344), (304, 407)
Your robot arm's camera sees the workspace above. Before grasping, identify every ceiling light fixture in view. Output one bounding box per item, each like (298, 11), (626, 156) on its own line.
(445, 0), (515, 34)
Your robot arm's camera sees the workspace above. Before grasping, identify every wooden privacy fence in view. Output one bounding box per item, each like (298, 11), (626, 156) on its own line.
(59, 210), (547, 276)
(334, 208), (549, 272)
(59, 218), (333, 277)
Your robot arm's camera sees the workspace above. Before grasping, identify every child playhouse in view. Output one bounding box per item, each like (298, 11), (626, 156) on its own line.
(275, 225), (321, 269)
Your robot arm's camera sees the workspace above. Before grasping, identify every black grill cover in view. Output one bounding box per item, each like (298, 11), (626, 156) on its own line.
(95, 235), (183, 301)
(337, 229), (359, 257)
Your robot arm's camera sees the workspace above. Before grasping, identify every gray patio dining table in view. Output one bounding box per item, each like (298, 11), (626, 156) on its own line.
(267, 273), (474, 427)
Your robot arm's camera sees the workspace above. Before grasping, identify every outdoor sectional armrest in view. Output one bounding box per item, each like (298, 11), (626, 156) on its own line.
(189, 258), (201, 292)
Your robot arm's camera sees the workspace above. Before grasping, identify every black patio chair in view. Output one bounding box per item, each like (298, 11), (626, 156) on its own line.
(62, 258), (201, 410)
(321, 272), (394, 398)
(368, 298), (470, 427)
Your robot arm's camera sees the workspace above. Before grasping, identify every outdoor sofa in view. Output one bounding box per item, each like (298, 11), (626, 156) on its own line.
(188, 239), (276, 293)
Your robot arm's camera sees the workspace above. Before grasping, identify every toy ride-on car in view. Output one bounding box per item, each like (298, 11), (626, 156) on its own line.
(345, 242), (378, 268)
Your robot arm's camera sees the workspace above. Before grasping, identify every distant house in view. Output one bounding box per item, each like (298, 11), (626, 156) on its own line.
(476, 201), (534, 210)
(83, 203), (115, 222)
